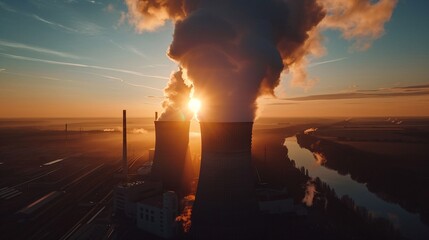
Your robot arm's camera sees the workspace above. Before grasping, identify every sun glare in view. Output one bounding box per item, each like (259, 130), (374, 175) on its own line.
(188, 98), (201, 118)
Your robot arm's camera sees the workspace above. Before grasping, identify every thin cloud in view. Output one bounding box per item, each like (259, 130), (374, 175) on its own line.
(32, 14), (77, 33)
(393, 84), (429, 90)
(0, 70), (74, 83)
(1, 2), (102, 36)
(308, 57), (347, 68)
(124, 81), (164, 92)
(1, 53), (170, 80)
(124, 81), (163, 91)
(86, 0), (102, 4)
(0, 39), (81, 59)
(146, 95), (165, 99)
(265, 102), (299, 106)
(39, 76), (74, 82)
(88, 72), (124, 82)
(0, 1), (16, 12)
(283, 84), (429, 101)
(80, 71), (162, 91)
(109, 40), (149, 60)
(71, 20), (104, 36)
(67, 70), (124, 82)
(128, 46), (149, 59)
(33, 14), (103, 36)
(105, 3), (115, 12)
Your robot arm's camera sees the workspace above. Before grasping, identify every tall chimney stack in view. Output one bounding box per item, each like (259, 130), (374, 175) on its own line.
(155, 111), (158, 121)
(191, 122), (259, 239)
(123, 110), (128, 182)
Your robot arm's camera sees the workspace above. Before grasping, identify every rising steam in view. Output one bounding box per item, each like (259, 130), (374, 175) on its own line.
(303, 181), (317, 207)
(124, 0), (397, 122)
(158, 69), (193, 121)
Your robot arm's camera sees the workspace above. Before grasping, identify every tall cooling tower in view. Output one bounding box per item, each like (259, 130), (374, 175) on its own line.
(191, 122), (259, 240)
(151, 121), (191, 192)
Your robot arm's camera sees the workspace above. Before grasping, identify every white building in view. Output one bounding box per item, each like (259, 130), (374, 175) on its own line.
(113, 181), (162, 219)
(137, 191), (178, 239)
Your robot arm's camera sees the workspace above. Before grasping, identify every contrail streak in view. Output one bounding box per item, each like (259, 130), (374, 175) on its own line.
(80, 71), (163, 91)
(1, 53), (169, 80)
(32, 14), (78, 33)
(0, 39), (81, 59)
(308, 57), (347, 68)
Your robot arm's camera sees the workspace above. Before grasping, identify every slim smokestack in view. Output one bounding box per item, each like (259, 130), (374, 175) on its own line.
(191, 122), (258, 239)
(155, 111), (158, 121)
(123, 110), (128, 182)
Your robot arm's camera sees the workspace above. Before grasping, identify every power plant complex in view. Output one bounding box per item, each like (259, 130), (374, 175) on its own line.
(150, 116), (259, 239)
(116, 111), (262, 239)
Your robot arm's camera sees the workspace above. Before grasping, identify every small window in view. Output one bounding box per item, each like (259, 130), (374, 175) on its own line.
(140, 213), (143, 218)
(151, 216), (154, 222)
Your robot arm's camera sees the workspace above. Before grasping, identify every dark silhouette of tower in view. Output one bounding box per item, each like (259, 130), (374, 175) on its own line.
(191, 122), (259, 240)
(151, 120), (191, 192)
(123, 110), (128, 182)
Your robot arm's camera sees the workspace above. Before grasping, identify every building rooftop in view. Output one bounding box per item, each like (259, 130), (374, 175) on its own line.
(117, 180), (161, 189)
(139, 195), (163, 208)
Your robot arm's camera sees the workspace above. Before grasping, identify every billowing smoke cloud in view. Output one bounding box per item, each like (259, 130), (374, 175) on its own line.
(124, 0), (397, 122)
(320, 0), (398, 50)
(132, 128), (148, 134)
(158, 69), (193, 121)
(302, 181), (317, 207)
(175, 194), (195, 232)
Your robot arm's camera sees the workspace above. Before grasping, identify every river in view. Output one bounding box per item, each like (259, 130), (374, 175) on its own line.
(284, 136), (429, 240)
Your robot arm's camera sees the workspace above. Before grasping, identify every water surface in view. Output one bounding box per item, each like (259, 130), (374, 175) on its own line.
(284, 136), (429, 240)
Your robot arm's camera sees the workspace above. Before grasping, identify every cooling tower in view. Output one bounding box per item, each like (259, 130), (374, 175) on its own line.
(191, 122), (259, 240)
(151, 121), (191, 192)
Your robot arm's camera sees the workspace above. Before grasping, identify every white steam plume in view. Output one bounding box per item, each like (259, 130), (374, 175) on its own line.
(124, 0), (397, 122)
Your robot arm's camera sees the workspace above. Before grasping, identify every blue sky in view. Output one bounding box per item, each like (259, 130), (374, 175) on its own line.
(0, 0), (428, 117)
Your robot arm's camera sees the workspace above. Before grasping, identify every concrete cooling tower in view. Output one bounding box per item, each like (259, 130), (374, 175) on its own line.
(151, 121), (192, 192)
(191, 122), (259, 240)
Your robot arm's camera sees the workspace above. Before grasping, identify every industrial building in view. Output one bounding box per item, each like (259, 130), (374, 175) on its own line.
(113, 181), (163, 219)
(113, 110), (180, 239)
(136, 191), (179, 239)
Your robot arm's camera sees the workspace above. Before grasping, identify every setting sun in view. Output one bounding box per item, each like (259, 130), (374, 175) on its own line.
(188, 98), (202, 117)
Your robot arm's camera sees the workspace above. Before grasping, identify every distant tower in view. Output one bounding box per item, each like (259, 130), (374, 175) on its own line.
(123, 110), (128, 182)
(151, 118), (191, 192)
(191, 122), (259, 239)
